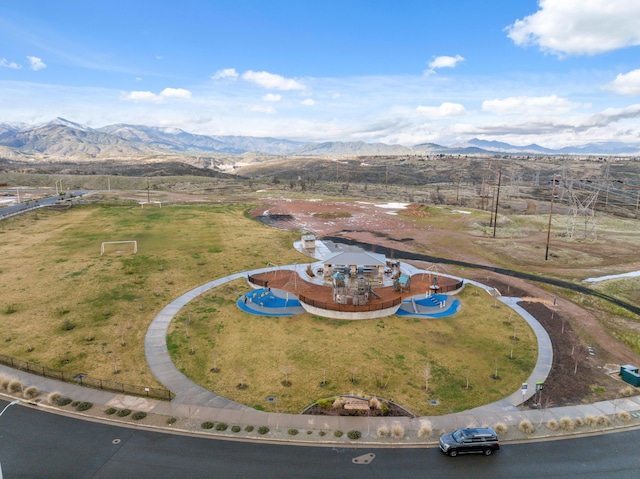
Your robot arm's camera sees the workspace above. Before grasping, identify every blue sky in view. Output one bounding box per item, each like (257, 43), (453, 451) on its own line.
(2, 0), (640, 147)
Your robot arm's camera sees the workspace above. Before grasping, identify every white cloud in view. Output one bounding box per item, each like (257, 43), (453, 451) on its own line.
(416, 102), (466, 117)
(26, 56), (46, 71)
(122, 88), (192, 103)
(604, 69), (640, 96)
(506, 0), (640, 56)
(160, 87), (192, 99)
(262, 93), (282, 102)
(242, 70), (305, 90)
(0, 58), (21, 69)
(249, 104), (277, 114)
(581, 104), (640, 128)
(211, 68), (239, 81)
(122, 91), (164, 103)
(482, 95), (580, 115)
(301, 98), (315, 106)
(425, 55), (464, 75)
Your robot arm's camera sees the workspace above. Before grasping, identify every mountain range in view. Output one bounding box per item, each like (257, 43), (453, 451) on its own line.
(0, 118), (638, 159)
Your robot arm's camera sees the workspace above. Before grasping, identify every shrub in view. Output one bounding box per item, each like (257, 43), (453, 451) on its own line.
(391, 423), (405, 439)
(105, 408), (117, 415)
(117, 409), (132, 417)
(8, 379), (23, 393)
(518, 420), (535, 434)
(231, 425), (241, 433)
(4, 304), (17, 314)
(306, 430), (313, 435)
(596, 415), (609, 426)
(201, 421), (214, 429)
(319, 431), (326, 436)
(546, 419), (559, 431)
(23, 386), (39, 399)
(132, 411), (147, 420)
(0, 375), (11, 390)
(332, 397), (345, 409)
(288, 428), (299, 436)
(215, 422), (228, 431)
(493, 423), (508, 434)
(167, 417), (177, 425)
(380, 402), (390, 415)
(333, 430), (344, 437)
(369, 397), (381, 409)
(316, 398), (334, 409)
(75, 402), (93, 412)
(55, 397), (72, 407)
(619, 386), (635, 397)
(61, 319), (75, 331)
(47, 391), (61, 405)
(377, 425), (390, 438)
(559, 417), (574, 431)
(347, 430), (361, 440)
(258, 426), (269, 435)
(244, 425), (254, 432)
(574, 417), (585, 427)
(585, 415), (597, 427)
(418, 422), (433, 438)
(617, 411), (631, 422)
(71, 401), (80, 407)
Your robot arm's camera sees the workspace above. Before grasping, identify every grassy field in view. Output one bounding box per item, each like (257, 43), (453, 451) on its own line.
(0, 203), (305, 387)
(0, 201), (537, 415)
(167, 281), (536, 416)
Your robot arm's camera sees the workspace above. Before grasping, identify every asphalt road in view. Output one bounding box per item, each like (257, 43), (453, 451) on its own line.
(1, 401), (638, 479)
(0, 190), (88, 218)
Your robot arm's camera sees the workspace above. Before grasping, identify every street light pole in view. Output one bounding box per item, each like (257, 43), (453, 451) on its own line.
(0, 400), (19, 479)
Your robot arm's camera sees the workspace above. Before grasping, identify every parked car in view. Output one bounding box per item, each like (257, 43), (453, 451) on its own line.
(439, 427), (500, 457)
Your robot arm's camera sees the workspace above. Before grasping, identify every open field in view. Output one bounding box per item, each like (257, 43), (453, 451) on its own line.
(0, 202), (305, 388)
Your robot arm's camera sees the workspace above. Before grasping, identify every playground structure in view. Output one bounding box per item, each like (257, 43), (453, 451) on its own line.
(245, 240), (464, 320)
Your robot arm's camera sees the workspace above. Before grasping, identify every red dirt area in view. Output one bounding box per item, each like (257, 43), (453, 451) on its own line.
(251, 199), (639, 407)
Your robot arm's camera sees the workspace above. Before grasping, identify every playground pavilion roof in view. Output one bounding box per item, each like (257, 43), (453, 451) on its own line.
(321, 251), (387, 266)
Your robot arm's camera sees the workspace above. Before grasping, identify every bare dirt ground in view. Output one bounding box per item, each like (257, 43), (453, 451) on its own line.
(251, 198), (640, 407)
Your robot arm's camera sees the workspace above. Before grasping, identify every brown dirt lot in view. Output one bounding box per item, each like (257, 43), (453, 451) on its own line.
(251, 198), (640, 407)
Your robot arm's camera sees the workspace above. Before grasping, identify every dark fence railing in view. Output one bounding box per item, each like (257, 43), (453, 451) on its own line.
(0, 354), (173, 400)
(437, 280), (464, 293)
(298, 294), (402, 312)
(248, 275), (268, 287)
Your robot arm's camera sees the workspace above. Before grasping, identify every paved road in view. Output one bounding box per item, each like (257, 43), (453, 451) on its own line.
(0, 190), (89, 218)
(1, 399), (639, 478)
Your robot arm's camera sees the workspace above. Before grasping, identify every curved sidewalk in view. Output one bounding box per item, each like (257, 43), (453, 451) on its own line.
(142, 263), (553, 424)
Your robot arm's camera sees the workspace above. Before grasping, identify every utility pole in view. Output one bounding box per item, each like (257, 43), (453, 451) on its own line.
(545, 175), (558, 260)
(492, 168), (502, 238)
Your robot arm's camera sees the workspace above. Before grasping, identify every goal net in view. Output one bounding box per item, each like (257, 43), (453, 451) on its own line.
(101, 241), (138, 255)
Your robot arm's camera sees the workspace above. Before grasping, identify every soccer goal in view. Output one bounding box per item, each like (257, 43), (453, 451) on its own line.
(101, 240), (138, 255)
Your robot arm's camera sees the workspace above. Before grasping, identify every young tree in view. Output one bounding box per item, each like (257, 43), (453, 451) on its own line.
(423, 365), (431, 392)
(281, 365), (293, 387)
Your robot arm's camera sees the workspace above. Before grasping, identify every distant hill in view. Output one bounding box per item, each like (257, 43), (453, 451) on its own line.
(465, 138), (640, 155)
(1, 118), (639, 160)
